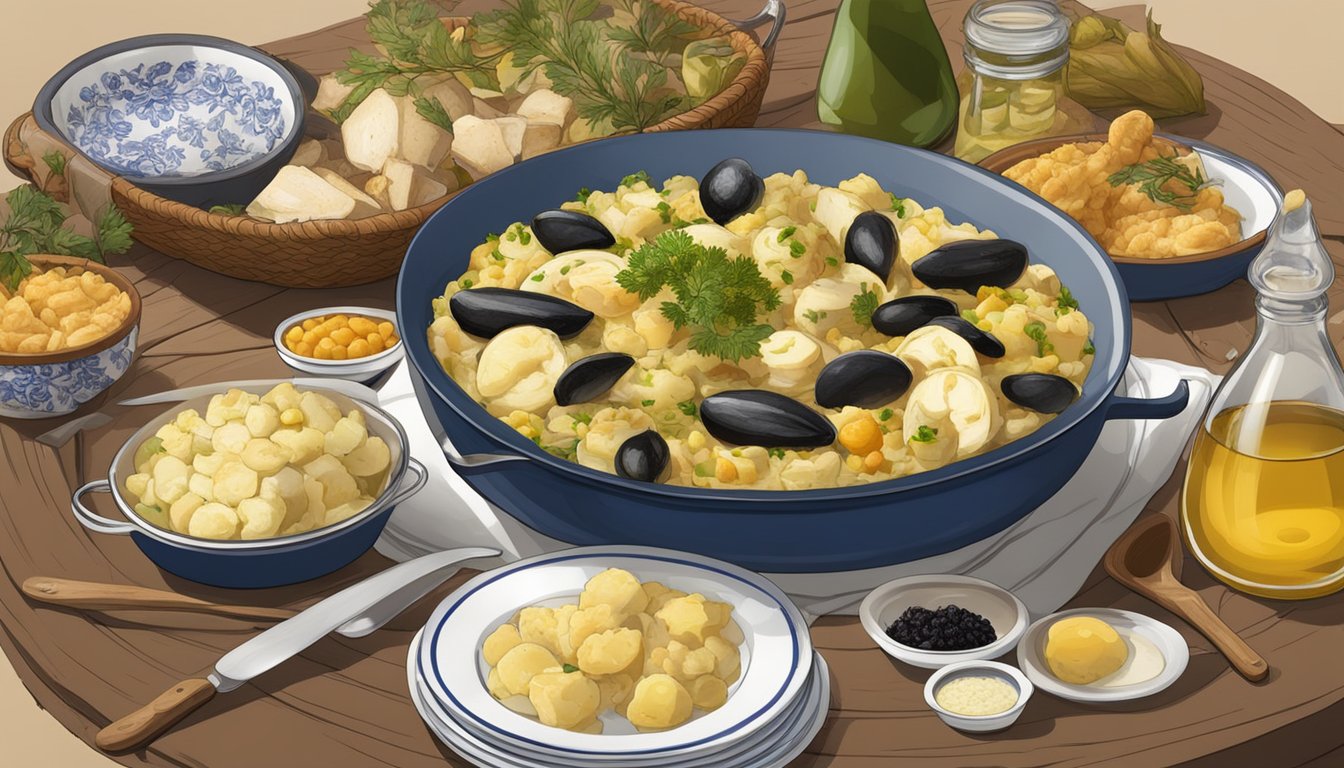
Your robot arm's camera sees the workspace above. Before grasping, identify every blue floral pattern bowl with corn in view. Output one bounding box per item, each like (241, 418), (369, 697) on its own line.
(34, 34), (306, 208)
(0, 255), (140, 419)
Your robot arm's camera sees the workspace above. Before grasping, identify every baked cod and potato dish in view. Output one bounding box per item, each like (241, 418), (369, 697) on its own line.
(429, 158), (1096, 490)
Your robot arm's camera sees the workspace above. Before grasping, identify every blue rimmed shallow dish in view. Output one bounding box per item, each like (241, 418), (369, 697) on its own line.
(34, 33), (307, 208)
(981, 132), (1282, 301)
(416, 545), (812, 761)
(397, 128), (1193, 573)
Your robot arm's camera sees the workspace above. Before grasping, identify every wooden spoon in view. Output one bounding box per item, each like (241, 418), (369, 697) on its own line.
(1104, 515), (1269, 681)
(22, 577), (296, 622)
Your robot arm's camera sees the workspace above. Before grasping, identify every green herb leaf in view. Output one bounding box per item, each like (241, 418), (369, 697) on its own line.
(824, 255), (837, 267)
(790, 240), (807, 259)
(1083, 339), (1096, 355)
(641, 399), (656, 406)
(208, 203), (247, 216)
(562, 663), (580, 673)
(1107, 154), (1210, 211)
(910, 425), (938, 443)
(615, 230), (780, 362)
(656, 201), (672, 223)
(1056, 285), (1078, 316)
(961, 309), (979, 324)
(530, 272), (545, 281)
(777, 226), (796, 243)
(878, 408), (893, 421)
(0, 251), (33, 292)
(0, 185), (132, 290)
(94, 205), (134, 260)
(780, 270), (793, 285)
(42, 151), (67, 177)
(413, 95), (455, 133)
(575, 187), (593, 204)
(572, 412), (593, 425)
(803, 309), (821, 324)
(889, 193), (906, 217)
(621, 170), (651, 187)
(676, 400), (697, 417)
(1024, 321), (1055, 356)
(850, 283), (879, 327)
(768, 447), (786, 460)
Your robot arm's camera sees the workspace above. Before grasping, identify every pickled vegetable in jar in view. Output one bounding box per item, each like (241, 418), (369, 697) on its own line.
(1182, 190), (1344, 599)
(954, 0), (1093, 162)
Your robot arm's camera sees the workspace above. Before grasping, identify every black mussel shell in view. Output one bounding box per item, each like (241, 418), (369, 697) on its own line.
(871, 296), (959, 337)
(531, 209), (615, 253)
(554, 353), (635, 406)
(815, 351), (913, 409)
(615, 430), (671, 483)
(699, 158), (764, 225)
(1001, 373), (1078, 414)
(450, 288), (594, 339)
(844, 211), (899, 283)
(926, 316), (1006, 358)
(700, 390), (836, 449)
(911, 239), (1028, 294)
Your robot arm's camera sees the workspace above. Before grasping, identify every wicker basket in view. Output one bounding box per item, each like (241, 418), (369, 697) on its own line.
(4, 0), (777, 289)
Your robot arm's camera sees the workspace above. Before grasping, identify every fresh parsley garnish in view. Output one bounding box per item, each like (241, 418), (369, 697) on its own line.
(413, 95), (455, 132)
(1107, 154), (1211, 211)
(824, 255), (837, 267)
(656, 201), (672, 223)
(208, 203), (247, 216)
(641, 398), (656, 406)
(768, 447), (786, 459)
(42, 151), (67, 177)
(677, 400), (697, 417)
(850, 283), (879, 327)
(780, 270), (793, 285)
(910, 425), (938, 443)
(877, 408), (893, 422)
(572, 412), (593, 425)
(1024, 321), (1055, 356)
(575, 187), (592, 204)
(621, 170), (651, 187)
(889, 193), (905, 217)
(562, 663), (580, 673)
(1083, 339), (1096, 355)
(615, 230), (780, 362)
(0, 185), (134, 291)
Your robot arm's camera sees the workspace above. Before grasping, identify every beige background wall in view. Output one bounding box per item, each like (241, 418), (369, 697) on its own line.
(0, 0), (1340, 765)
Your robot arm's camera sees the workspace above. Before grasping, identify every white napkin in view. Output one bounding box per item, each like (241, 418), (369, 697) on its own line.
(376, 358), (1216, 622)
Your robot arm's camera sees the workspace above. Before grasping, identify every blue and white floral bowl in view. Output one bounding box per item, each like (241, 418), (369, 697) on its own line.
(0, 256), (141, 420)
(35, 34), (305, 208)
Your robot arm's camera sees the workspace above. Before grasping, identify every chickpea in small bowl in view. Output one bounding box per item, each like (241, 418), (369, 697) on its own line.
(0, 255), (141, 419)
(274, 306), (403, 383)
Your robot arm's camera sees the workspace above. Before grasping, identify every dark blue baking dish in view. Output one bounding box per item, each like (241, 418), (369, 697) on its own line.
(71, 384), (427, 588)
(397, 128), (1192, 573)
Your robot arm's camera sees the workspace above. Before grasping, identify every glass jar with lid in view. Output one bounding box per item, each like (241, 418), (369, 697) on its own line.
(954, 0), (1091, 162)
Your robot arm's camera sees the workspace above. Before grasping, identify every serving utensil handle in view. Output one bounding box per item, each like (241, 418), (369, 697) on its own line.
(1162, 588), (1269, 682)
(22, 577), (295, 622)
(95, 677), (216, 753)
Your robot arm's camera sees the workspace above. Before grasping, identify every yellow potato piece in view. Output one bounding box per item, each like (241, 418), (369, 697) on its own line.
(577, 628), (643, 675)
(689, 675), (728, 711)
(517, 607), (562, 657)
(482, 624), (522, 667)
(655, 594), (721, 647)
(626, 674), (693, 730)
(527, 670), (601, 729)
(496, 643), (559, 696)
(579, 568), (649, 618)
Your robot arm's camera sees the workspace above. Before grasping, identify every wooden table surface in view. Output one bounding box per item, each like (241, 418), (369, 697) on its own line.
(4, 1), (1344, 766)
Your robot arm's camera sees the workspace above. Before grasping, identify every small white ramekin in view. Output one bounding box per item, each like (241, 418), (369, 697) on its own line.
(274, 306), (404, 383)
(924, 660), (1034, 733)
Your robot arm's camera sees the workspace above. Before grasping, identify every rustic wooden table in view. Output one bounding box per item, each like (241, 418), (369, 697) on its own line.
(4, 1), (1344, 766)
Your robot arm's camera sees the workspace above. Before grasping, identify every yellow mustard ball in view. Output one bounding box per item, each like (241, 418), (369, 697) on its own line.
(283, 314), (399, 361)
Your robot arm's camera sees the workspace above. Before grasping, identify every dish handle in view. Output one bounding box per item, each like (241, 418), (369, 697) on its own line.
(71, 480), (138, 536)
(729, 0), (786, 51)
(441, 436), (532, 476)
(1103, 379), (1191, 421)
(385, 457), (430, 506)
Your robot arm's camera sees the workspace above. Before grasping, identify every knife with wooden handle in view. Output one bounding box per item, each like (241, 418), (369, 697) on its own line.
(94, 546), (497, 753)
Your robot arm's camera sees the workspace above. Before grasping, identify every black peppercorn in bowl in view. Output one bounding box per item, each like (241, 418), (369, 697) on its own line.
(859, 574), (1028, 669)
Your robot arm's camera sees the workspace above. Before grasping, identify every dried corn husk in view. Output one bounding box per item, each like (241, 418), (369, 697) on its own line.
(1067, 11), (1205, 118)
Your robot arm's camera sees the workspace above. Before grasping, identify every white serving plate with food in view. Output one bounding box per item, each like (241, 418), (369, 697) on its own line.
(410, 630), (828, 768)
(417, 546), (811, 760)
(860, 574), (1028, 669)
(1017, 607), (1189, 703)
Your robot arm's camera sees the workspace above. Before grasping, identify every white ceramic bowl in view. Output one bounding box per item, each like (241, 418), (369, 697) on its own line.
(860, 574), (1028, 669)
(1017, 607), (1190, 704)
(273, 306), (403, 383)
(924, 660), (1033, 733)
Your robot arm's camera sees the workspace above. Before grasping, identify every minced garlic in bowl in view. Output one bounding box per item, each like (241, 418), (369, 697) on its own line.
(934, 674), (1019, 716)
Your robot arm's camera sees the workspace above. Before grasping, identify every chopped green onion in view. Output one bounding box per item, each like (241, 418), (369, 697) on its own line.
(777, 226), (796, 242)
(878, 408), (893, 421)
(910, 425), (938, 443)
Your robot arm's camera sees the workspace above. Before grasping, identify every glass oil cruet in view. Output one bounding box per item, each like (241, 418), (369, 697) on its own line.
(1182, 190), (1344, 599)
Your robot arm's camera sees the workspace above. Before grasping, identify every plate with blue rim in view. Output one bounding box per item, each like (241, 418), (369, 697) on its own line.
(416, 545), (812, 761)
(407, 629), (831, 768)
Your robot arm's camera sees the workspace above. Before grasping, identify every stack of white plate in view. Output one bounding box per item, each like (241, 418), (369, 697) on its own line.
(406, 546), (830, 768)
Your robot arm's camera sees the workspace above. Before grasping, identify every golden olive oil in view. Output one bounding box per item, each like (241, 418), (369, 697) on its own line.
(1182, 401), (1344, 599)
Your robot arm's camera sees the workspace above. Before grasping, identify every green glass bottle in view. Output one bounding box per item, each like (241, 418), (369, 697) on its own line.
(816, 0), (959, 148)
